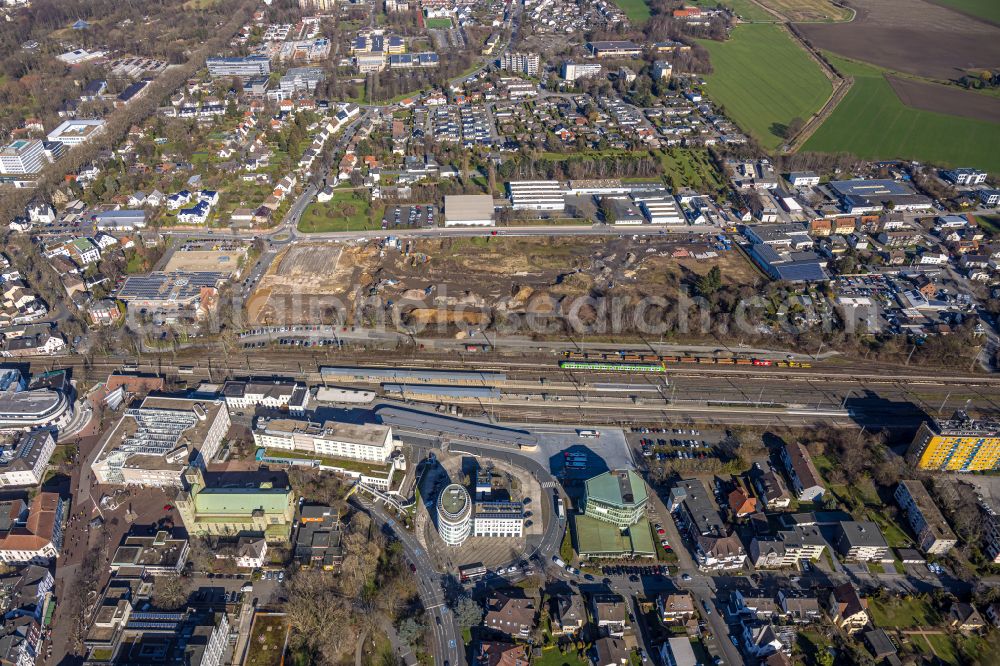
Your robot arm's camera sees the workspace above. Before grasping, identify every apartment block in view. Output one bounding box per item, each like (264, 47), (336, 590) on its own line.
(906, 412), (1000, 472)
(894, 480), (958, 555)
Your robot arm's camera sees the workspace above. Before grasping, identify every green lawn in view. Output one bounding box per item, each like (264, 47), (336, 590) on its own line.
(658, 148), (726, 191)
(298, 189), (382, 233)
(533, 646), (590, 666)
(976, 215), (1000, 238)
(698, 25), (831, 149)
(613, 0), (651, 23)
(796, 630), (833, 666)
(425, 17), (453, 28)
(868, 597), (940, 628)
(927, 0), (1000, 23)
(804, 55), (1000, 174)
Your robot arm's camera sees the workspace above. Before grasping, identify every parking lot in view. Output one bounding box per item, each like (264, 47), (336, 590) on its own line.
(382, 204), (435, 229)
(627, 426), (726, 465)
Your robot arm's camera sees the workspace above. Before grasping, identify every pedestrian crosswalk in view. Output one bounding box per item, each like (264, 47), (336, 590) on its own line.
(541, 481), (556, 489)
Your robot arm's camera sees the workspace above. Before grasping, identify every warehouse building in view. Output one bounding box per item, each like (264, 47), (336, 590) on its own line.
(444, 194), (495, 226)
(634, 194), (684, 225)
(508, 181), (566, 212)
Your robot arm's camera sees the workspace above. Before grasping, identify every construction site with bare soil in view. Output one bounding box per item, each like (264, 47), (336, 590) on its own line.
(244, 236), (761, 331)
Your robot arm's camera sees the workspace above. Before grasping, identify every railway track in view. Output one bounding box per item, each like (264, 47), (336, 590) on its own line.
(33, 352), (1000, 388)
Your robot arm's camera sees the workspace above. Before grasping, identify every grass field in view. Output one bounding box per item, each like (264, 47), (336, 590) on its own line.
(425, 17), (453, 28)
(804, 55), (1000, 174)
(658, 149), (726, 192)
(698, 25), (831, 149)
(868, 597), (940, 628)
(298, 189), (381, 233)
(613, 0), (651, 23)
(532, 647), (590, 666)
(757, 0), (852, 21)
(927, 0), (1000, 24)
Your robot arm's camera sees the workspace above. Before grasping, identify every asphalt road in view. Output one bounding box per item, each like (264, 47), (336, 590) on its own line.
(352, 494), (464, 666)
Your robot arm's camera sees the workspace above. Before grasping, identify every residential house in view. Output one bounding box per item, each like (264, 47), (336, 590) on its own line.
(591, 594), (627, 637)
(166, 190), (191, 210)
(728, 488), (757, 518)
(657, 593), (695, 624)
(749, 526), (826, 569)
(550, 593), (585, 635)
(777, 592), (821, 623)
(739, 621), (785, 658)
(592, 636), (629, 666)
(949, 603), (986, 634)
(234, 537), (267, 569)
(475, 641), (528, 666)
(828, 584), (869, 634)
(483, 590), (535, 639)
(780, 442), (825, 502)
(177, 200), (211, 225)
(730, 591), (782, 621)
(835, 521), (889, 562)
(750, 464), (791, 509)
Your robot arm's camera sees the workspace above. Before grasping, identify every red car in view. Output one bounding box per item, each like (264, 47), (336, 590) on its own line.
(163, 504), (174, 511)
(656, 528), (666, 535)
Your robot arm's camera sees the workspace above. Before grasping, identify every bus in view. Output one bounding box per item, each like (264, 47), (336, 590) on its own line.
(557, 497), (566, 521)
(459, 562), (487, 583)
(577, 429), (601, 438)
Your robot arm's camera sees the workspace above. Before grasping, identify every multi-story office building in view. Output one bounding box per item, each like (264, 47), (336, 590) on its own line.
(437, 484), (473, 546)
(561, 61), (602, 81)
(583, 469), (648, 528)
(46, 119), (106, 146)
(91, 395), (231, 487)
(473, 501), (524, 538)
(206, 55), (271, 78)
(0, 140), (46, 175)
(222, 379), (307, 414)
(253, 417), (394, 463)
(110, 531), (190, 575)
(906, 412), (1000, 471)
(894, 480), (958, 555)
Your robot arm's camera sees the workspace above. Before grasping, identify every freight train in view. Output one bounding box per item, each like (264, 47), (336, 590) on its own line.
(560, 351), (811, 368)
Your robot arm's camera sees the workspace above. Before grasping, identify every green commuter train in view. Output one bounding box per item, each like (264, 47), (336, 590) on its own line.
(558, 360), (667, 373)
